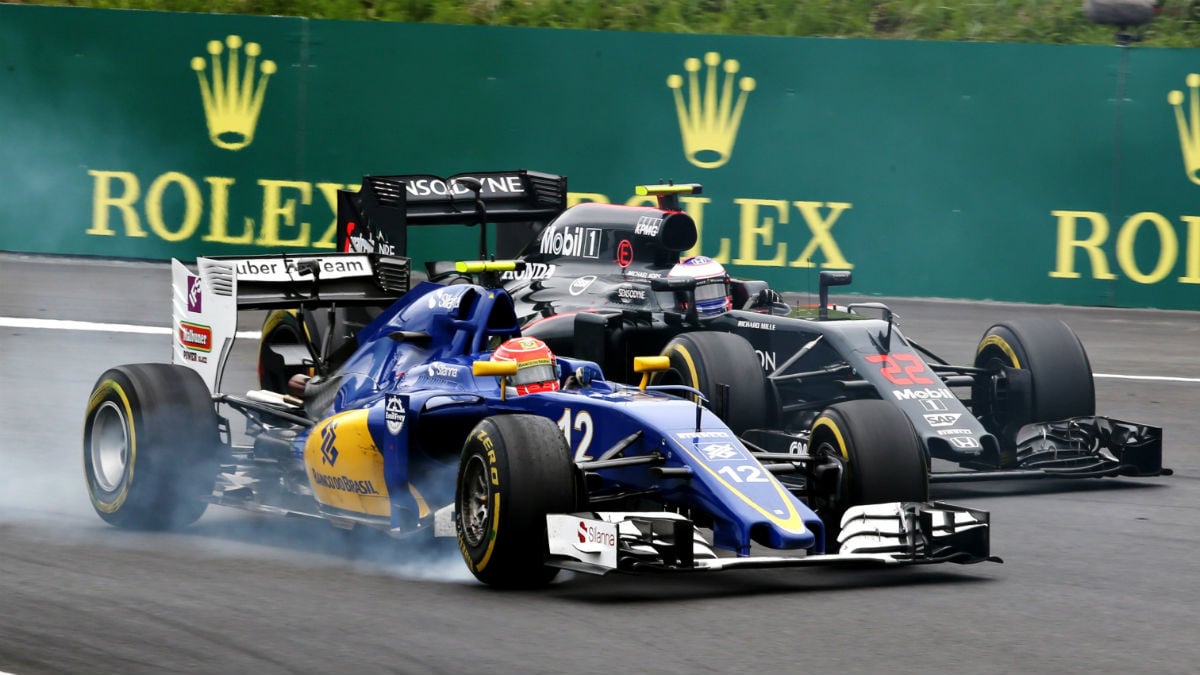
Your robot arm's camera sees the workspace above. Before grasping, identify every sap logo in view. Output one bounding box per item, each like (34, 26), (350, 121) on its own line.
(385, 395), (406, 435)
(568, 275), (597, 296)
(634, 216), (662, 236)
(540, 224), (602, 258)
(894, 387), (954, 401)
(700, 443), (740, 461)
(923, 413), (961, 428)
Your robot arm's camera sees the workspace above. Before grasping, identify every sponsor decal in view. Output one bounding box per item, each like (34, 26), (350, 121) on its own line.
(623, 269), (663, 279)
(576, 520), (617, 547)
(500, 262), (556, 281)
(179, 321), (212, 352)
(788, 440), (807, 454)
(540, 224), (601, 258)
(568, 275), (597, 296)
(191, 35), (275, 151)
(923, 413), (961, 428)
(893, 387), (955, 401)
(427, 288), (465, 310)
(736, 319), (776, 330)
(634, 215), (662, 236)
(343, 221), (396, 255)
(755, 349), (776, 371)
(309, 468), (380, 495)
(320, 423), (339, 466)
(919, 399), (949, 412)
(616, 285), (647, 303)
(429, 363), (461, 378)
(949, 436), (980, 449)
(186, 274), (202, 313)
(675, 431), (731, 439)
(181, 350), (207, 364)
(406, 175), (525, 199)
(937, 429), (974, 436)
(699, 443), (741, 461)
(617, 239), (634, 268)
(385, 395), (406, 435)
(235, 256), (368, 281)
(667, 52), (756, 170)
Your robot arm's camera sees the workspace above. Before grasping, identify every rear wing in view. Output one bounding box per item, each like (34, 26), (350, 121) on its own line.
(336, 170), (568, 260)
(171, 253), (410, 391)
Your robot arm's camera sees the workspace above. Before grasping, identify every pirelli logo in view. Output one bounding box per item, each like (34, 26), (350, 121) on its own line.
(179, 321), (212, 352)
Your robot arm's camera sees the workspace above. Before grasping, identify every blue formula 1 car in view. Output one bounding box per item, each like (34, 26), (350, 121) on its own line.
(82, 252), (996, 588)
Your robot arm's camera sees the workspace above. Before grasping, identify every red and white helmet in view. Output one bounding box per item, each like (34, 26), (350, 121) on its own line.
(490, 337), (560, 395)
(668, 256), (731, 318)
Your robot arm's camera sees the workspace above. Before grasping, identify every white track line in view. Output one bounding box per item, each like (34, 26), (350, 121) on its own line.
(4, 316), (1199, 383)
(0, 317), (260, 339)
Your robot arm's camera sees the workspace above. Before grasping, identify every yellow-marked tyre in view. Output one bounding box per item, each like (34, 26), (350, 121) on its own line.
(809, 400), (928, 551)
(258, 309), (308, 393)
(654, 332), (771, 435)
(972, 318), (1095, 454)
(455, 414), (576, 589)
(83, 364), (221, 530)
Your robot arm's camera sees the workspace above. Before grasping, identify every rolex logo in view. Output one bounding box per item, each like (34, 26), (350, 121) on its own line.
(667, 52), (756, 170)
(190, 35), (276, 151)
(1168, 73), (1200, 185)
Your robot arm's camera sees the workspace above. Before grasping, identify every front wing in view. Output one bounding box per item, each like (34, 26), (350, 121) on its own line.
(546, 502), (998, 576)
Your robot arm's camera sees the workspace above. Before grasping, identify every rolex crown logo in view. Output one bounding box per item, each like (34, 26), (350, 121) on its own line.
(1168, 73), (1200, 185)
(191, 35), (276, 151)
(667, 52), (756, 170)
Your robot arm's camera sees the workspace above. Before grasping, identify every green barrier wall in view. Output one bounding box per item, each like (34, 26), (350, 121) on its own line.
(3, 4), (1200, 309)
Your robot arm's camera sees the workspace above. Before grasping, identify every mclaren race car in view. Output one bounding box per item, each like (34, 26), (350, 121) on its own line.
(275, 170), (1166, 486)
(83, 252), (996, 588)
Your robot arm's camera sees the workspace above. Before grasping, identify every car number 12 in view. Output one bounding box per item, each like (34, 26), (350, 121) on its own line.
(557, 408), (595, 461)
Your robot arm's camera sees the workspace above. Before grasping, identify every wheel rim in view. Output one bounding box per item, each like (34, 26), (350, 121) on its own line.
(90, 401), (129, 493)
(459, 455), (491, 548)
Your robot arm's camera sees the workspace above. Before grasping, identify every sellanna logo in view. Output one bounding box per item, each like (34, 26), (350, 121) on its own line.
(667, 52), (756, 170)
(190, 35), (276, 151)
(1168, 73), (1200, 185)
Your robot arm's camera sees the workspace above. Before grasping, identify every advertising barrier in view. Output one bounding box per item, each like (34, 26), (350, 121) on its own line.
(3, 4), (1200, 308)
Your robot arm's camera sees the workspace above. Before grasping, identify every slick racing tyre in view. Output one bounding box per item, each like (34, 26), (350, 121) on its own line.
(456, 415), (577, 589)
(257, 309), (310, 394)
(809, 400), (928, 552)
(972, 318), (1095, 455)
(654, 332), (771, 435)
(83, 364), (221, 529)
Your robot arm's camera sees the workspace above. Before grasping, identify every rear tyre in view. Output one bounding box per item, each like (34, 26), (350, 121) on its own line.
(83, 364), (221, 529)
(455, 415), (577, 589)
(972, 318), (1095, 454)
(809, 400), (928, 552)
(655, 332), (771, 435)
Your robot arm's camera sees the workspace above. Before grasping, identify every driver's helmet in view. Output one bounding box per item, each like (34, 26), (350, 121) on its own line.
(490, 337), (560, 395)
(668, 256), (732, 318)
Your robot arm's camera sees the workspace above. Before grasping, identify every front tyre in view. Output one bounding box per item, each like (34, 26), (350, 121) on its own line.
(455, 415), (577, 589)
(83, 364), (221, 529)
(809, 400), (928, 551)
(655, 331), (772, 435)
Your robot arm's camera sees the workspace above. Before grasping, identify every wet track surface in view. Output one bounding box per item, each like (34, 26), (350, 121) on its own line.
(2, 253), (1199, 674)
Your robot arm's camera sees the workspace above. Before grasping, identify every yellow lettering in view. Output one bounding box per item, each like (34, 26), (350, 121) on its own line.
(200, 176), (254, 244)
(87, 170), (145, 237)
(1179, 216), (1200, 283)
(1116, 212), (1177, 284)
(732, 198), (788, 267)
(790, 201), (853, 268)
(145, 172), (202, 242)
(312, 182), (350, 249)
(1049, 210), (1116, 280)
(567, 192), (610, 207)
(255, 179), (312, 246)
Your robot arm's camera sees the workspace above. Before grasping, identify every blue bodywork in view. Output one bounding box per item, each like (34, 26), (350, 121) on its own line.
(292, 282), (826, 555)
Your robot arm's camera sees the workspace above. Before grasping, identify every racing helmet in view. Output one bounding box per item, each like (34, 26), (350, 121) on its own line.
(668, 256), (731, 318)
(490, 337), (560, 395)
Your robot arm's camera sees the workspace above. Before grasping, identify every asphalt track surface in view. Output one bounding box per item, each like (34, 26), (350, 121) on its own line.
(2, 252), (1199, 674)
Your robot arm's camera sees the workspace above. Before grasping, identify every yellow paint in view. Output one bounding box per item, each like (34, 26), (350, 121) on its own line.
(976, 335), (1021, 369)
(304, 410), (390, 516)
(85, 379), (136, 514)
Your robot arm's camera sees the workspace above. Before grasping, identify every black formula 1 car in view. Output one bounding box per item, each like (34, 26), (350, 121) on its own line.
(262, 170), (1167, 486)
(83, 252), (996, 588)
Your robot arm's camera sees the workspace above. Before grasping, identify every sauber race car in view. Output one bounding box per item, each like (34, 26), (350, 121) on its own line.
(276, 170), (1167, 487)
(83, 252), (996, 588)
